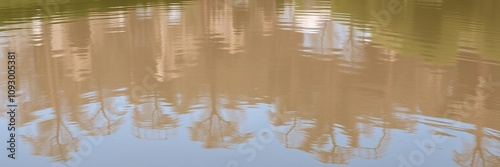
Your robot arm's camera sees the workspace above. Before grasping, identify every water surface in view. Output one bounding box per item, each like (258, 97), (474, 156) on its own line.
(0, 0), (499, 166)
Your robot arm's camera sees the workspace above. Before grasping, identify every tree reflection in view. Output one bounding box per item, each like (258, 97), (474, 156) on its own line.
(132, 90), (179, 140)
(189, 40), (252, 148)
(3, 0), (500, 166)
(447, 73), (500, 166)
(268, 47), (392, 164)
(20, 45), (78, 162)
(189, 95), (252, 148)
(71, 64), (127, 136)
(453, 128), (500, 167)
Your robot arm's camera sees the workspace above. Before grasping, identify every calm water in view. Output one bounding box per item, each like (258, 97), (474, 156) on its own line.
(0, 0), (499, 166)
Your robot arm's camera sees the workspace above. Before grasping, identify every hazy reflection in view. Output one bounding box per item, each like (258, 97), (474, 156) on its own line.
(132, 90), (179, 140)
(0, 0), (499, 166)
(20, 45), (80, 162)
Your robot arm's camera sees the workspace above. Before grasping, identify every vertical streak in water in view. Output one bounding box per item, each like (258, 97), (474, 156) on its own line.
(321, 19), (328, 55)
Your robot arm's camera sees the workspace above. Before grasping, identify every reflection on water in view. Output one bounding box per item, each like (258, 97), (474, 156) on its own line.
(0, 0), (499, 166)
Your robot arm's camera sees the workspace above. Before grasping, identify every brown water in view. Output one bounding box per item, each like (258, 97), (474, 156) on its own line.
(0, 0), (499, 166)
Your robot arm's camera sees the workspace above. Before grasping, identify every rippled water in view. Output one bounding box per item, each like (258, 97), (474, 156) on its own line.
(0, 0), (499, 166)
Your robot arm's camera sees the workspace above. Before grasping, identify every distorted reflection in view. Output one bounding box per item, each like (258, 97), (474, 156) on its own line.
(133, 90), (179, 140)
(0, 0), (499, 166)
(20, 48), (80, 162)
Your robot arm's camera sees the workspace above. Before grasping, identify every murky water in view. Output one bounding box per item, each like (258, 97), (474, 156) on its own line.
(0, 0), (499, 166)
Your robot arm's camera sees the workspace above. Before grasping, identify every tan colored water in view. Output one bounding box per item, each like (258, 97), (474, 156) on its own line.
(0, 0), (499, 166)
